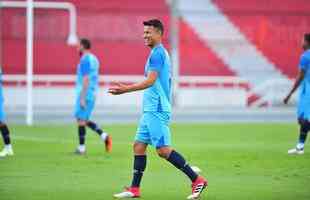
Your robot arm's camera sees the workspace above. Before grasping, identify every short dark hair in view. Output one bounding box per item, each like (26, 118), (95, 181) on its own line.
(80, 38), (91, 49)
(143, 19), (164, 35)
(305, 33), (310, 44)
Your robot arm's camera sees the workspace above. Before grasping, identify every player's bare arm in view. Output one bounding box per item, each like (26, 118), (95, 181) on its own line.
(284, 69), (305, 104)
(108, 71), (158, 95)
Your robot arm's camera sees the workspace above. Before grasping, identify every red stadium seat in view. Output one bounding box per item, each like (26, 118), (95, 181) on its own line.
(1, 0), (309, 79)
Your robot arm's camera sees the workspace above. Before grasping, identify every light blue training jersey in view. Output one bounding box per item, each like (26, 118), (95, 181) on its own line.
(76, 53), (99, 101)
(143, 44), (172, 113)
(298, 49), (310, 119)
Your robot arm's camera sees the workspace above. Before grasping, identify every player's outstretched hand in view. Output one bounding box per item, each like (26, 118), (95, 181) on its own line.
(108, 82), (129, 95)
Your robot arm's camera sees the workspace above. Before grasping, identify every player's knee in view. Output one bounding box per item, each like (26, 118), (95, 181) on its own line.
(156, 147), (172, 159)
(157, 151), (168, 158)
(77, 120), (87, 126)
(133, 142), (147, 155)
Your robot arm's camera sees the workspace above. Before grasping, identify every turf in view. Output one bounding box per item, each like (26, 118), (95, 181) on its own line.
(0, 123), (309, 200)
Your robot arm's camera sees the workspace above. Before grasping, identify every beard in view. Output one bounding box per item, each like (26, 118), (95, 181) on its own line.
(303, 42), (310, 51)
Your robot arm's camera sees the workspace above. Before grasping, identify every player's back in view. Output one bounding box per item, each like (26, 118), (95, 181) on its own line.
(86, 53), (99, 90)
(299, 50), (310, 98)
(76, 53), (100, 99)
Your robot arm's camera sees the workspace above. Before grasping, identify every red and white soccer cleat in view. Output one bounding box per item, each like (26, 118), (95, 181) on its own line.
(105, 135), (112, 153)
(113, 187), (140, 198)
(187, 176), (208, 199)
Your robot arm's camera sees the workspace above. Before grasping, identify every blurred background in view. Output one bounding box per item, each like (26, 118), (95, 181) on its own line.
(1, 0), (309, 124)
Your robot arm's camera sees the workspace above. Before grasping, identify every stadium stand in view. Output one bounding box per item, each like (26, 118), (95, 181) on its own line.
(213, 0), (310, 78)
(2, 0), (307, 78)
(1, 0), (169, 75)
(1, 0), (309, 108)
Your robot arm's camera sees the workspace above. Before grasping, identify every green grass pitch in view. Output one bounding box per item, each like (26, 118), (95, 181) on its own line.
(0, 123), (309, 200)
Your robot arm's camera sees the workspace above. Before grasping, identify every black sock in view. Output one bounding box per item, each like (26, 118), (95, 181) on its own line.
(299, 131), (308, 148)
(78, 126), (86, 145)
(299, 132), (308, 144)
(87, 121), (103, 136)
(299, 122), (309, 147)
(131, 155), (147, 188)
(167, 150), (198, 182)
(0, 124), (11, 145)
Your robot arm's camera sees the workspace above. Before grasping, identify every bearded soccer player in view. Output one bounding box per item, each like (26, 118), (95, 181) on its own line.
(74, 38), (112, 154)
(0, 67), (14, 158)
(284, 33), (310, 155)
(109, 19), (208, 199)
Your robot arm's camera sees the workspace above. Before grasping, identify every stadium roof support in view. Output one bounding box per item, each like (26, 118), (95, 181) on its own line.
(169, 0), (180, 107)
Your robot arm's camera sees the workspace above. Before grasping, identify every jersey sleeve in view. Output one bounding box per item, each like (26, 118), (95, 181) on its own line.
(299, 55), (309, 71)
(80, 56), (91, 76)
(148, 49), (163, 72)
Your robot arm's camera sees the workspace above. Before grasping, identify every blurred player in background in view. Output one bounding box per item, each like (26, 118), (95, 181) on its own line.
(284, 33), (310, 155)
(74, 38), (112, 154)
(109, 19), (208, 199)
(0, 67), (14, 158)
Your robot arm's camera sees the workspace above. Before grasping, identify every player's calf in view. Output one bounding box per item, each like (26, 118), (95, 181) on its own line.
(75, 125), (86, 155)
(86, 121), (112, 152)
(288, 121), (308, 155)
(0, 124), (14, 158)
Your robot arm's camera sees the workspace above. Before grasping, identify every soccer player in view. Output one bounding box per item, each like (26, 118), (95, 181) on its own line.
(109, 19), (208, 199)
(284, 33), (310, 155)
(0, 67), (14, 158)
(74, 38), (112, 154)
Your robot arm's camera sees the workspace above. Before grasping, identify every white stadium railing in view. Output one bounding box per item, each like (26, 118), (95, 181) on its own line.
(3, 75), (248, 85)
(3, 75), (295, 107)
(2, 74), (247, 108)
